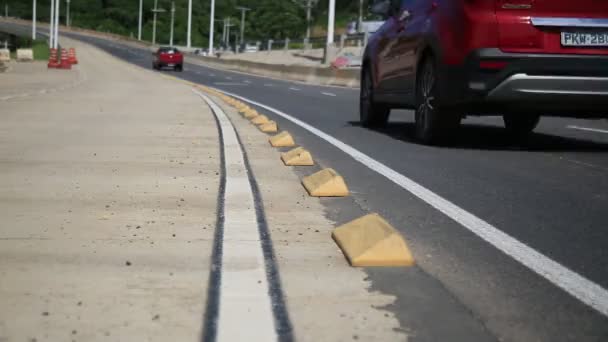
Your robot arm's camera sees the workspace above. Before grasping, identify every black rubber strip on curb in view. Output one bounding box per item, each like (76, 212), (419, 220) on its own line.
(200, 93), (294, 342)
(201, 98), (226, 342)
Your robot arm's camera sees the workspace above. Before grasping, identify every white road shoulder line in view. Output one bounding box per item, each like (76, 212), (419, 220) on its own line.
(567, 125), (608, 135)
(321, 92), (337, 97)
(289, 87), (300, 91)
(219, 89), (608, 318)
(194, 90), (278, 341)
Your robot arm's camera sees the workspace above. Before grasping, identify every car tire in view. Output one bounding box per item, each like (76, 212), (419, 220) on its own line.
(414, 57), (461, 145)
(176, 65), (183, 72)
(503, 114), (540, 138)
(360, 66), (390, 128)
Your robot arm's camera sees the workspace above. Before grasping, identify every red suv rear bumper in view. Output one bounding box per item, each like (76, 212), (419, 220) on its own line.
(438, 49), (608, 118)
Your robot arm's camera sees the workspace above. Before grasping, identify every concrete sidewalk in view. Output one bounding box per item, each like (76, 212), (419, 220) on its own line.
(0, 38), (219, 341)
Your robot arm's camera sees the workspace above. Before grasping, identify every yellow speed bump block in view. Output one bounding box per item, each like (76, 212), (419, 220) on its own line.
(243, 109), (259, 119)
(281, 147), (314, 166)
(302, 168), (349, 197)
(269, 131), (296, 147)
(259, 121), (278, 133)
(251, 115), (270, 125)
(332, 213), (415, 267)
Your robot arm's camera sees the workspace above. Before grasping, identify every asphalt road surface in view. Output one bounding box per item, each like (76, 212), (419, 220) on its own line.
(2, 21), (608, 342)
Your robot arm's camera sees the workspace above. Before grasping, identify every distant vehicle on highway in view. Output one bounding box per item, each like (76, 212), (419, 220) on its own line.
(152, 47), (183, 72)
(361, 0), (608, 144)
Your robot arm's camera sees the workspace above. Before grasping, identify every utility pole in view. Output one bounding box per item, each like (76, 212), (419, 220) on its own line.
(186, 0), (192, 48)
(138, 0), (143, 40)
(327, 0), (335, 45)
(209, 0), (215, 55)
(49, 0), (54, 47)
(226, 18), (231, 47)
(32, 0), (37, 40)
(151, 0), (166, 45)
(236, 6), (250, 48)
(306, 0), (312, 40)
(54, 0), (60, 49)
(170, 1), (175, 46)
(66, 0), (70, 27)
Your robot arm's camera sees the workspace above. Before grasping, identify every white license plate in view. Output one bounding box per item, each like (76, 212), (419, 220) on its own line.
(561, 31), (608, 47)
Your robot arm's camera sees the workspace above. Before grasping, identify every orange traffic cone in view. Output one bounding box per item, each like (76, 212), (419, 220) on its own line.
(68, 48), (78, 64)
(59, 48), (72, 69)
(47, 48), (60, 68)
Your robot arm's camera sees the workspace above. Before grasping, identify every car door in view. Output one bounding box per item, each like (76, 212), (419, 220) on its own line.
(377, 0), (425, 103)
(375, 3), (401, 94)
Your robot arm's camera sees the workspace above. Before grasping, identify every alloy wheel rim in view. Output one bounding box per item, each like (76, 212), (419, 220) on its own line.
(417, 63), (435, 133)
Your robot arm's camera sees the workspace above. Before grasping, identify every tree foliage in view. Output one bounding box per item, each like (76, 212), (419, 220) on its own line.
(3, 0), (359, 47)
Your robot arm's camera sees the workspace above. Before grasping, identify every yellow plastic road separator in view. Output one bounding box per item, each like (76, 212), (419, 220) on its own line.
(238, 106), (251, 114)
(269, 131), (296, 147)
(251, 115), (270, 125)
(243, 109), (259, 119)
(259, 121), (278, 133)
(302, 168), (349, 197)
(281, 147), (314, 166)
(332, 213), (415, 267)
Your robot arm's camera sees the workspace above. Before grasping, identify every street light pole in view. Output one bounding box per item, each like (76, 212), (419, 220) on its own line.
(49, 0), (54, 48)
(186, 0), (192, 48)
(32, 0), (36, 40)
(66, 0), (70, 27)
(138, 0), (143, 40)
(327, 0), (335, 45)
(358, 0), (363, 32)
(54, 0), (60, 49)
(170, 1), (175, 46)
(209, 0), (215, 55)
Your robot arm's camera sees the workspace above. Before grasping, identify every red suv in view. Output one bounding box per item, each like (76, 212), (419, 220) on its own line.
(153, 47), (184, 72)
(361, 0), (608, 144)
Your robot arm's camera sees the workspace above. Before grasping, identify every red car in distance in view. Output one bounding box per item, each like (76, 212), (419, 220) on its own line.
(152, 47), (183, 72)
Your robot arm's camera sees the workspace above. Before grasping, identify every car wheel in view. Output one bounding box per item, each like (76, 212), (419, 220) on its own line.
(176, 65), (183, 72)
(414, 57), (461, 145)
(360, 66), (390, 128)
(503, 114), (540, 138)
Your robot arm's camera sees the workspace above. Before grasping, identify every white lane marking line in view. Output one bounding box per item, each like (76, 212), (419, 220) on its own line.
(193, 90), (278, 341)
(225, 76), (233, 80)
(196, 71), (202, 74)
(243, 80), (251, 84)
(567, 125), (608, 135)
(322, 92), (336, 97)
(289, 87), (300, 91)
(219, 89), (608, 317)
(210, 73), (216, 77)
(264, 83), (274, 87)
(213, 82), (248, 86)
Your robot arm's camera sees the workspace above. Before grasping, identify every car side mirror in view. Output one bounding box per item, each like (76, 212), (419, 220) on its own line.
(370, 0), (390, 19)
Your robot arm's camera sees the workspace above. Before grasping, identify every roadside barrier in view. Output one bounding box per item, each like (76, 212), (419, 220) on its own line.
(59, 48), (72, 69)
(68, 48), (78, 64)
(47, 48), (60, 68)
